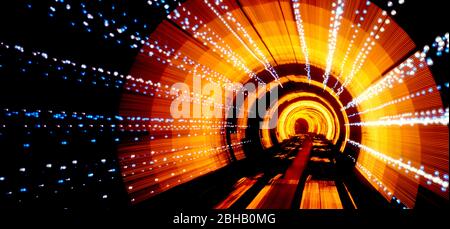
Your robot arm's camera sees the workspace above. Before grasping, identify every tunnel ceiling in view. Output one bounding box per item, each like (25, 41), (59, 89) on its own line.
(0, 0), (448, 209)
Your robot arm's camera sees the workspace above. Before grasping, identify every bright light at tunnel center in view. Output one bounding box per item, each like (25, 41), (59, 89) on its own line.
(278, 100), (337, 141)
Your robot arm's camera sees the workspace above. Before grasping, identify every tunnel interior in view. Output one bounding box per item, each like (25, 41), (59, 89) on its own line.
(0, 0), (448, 210)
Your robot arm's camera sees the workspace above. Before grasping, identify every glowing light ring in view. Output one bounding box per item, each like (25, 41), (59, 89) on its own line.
(323, 0), (345, 89)
(347, 107), (449, 126)
(355, 161), (408, 208)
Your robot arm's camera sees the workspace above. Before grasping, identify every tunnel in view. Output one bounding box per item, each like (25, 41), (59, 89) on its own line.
(0, 0), (448, 215)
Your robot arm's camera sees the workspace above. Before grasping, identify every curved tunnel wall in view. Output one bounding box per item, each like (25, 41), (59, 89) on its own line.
(116, 0), (449, 208)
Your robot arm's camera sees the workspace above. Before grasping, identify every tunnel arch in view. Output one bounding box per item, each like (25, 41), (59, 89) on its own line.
(118, 0), (449, 208)
(232, 70), (356, 161)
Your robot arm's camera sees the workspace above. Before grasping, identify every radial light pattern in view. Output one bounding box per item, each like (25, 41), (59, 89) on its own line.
(0, 0), (447, 208)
